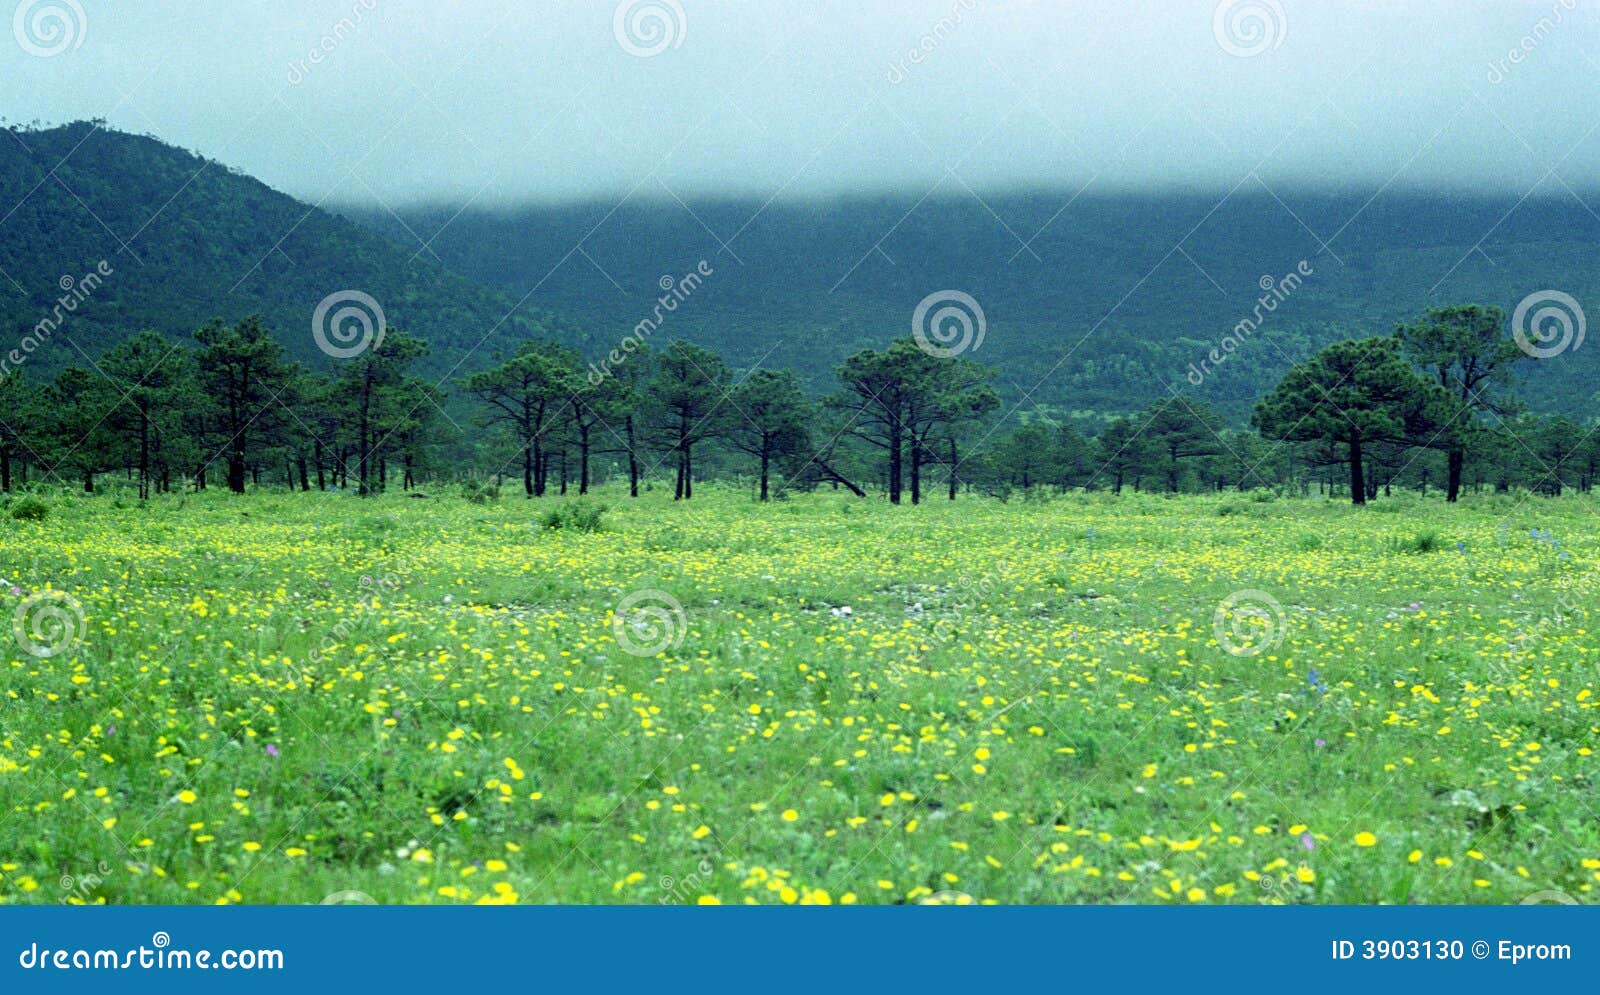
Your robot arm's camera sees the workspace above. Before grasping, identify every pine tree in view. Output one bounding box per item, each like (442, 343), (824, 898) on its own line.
(1395, 305), (1524, 502)
(1254, 338), (1450, 505)
(194, 316), (296, 494)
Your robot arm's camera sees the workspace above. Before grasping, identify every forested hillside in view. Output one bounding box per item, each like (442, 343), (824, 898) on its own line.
(357, 190), (1600, 424)
(0, 122), (549, 378)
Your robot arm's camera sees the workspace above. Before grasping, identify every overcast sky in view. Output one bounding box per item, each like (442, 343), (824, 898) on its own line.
(3, 1), (1597, 206)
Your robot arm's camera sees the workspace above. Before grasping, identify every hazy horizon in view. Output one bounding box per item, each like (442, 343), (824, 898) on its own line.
(4, 1), (1597, 208)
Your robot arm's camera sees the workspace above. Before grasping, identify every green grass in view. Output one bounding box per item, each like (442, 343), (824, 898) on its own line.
(1, 484), (1596, 905)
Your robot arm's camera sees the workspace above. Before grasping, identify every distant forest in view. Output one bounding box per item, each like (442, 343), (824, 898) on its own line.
(356, 187), (1600, 424)
(1, 302), (1592, 507)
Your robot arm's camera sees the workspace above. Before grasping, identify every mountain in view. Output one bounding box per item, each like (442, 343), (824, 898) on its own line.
(0, 122), (550, 382)
(5, 122), (1596, 428)
(352, 188), (1600, 424)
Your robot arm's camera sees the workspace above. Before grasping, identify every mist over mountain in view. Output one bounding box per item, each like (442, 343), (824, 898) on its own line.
(14, 1), (1593, 205)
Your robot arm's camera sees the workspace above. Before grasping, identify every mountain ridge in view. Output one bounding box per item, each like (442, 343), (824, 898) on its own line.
(0, 121), (551, 384)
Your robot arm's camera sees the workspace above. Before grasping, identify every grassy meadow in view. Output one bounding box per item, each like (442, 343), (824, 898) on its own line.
(1, 485), (1597, 905)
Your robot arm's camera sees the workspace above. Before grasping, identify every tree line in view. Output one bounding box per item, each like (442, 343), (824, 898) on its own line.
(0, 303), (1589, 505)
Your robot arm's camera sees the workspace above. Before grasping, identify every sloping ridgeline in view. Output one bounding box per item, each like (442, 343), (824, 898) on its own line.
(0, 122), (551, 381)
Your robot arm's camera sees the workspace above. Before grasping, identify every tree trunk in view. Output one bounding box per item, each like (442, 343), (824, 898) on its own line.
(139, 415), (151, 500)
(1445, 447), (1463, 503)
(2, 443), (13, 493)
(578, 423), (591, 495)
(759, 446), (770, 502)
(137, 415), (151, 502)
(910, 439), (922, 505)
(357, 368), (373, 497)
(626, 416), (640, 497)
(1349, 431), (1365, 506)
(947, 437), (958, 500)
(887, 418), (903, 504)
(816, 458), (865, 497)
(524, 442), (534, 497)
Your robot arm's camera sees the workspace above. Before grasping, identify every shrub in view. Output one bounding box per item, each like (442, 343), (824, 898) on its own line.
(463, 479), (501, 505)
(1389, 530), (1444, 554)
(1410, 531), (1444, 553)
(8, 496), (48, 521)
(1295, 533), (1324, 552)
(538, 500), (607, 533)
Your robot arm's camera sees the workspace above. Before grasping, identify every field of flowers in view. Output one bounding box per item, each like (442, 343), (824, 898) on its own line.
(1, 486), (1596, 905)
